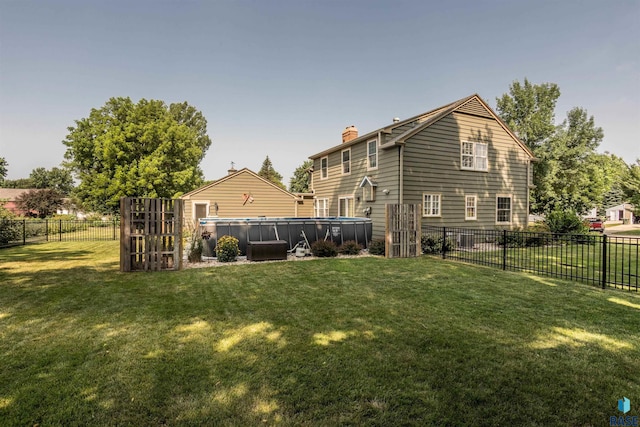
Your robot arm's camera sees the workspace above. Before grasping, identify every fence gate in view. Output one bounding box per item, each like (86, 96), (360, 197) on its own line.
(120, 197), (183, 272)
(385, 204), (421, 258)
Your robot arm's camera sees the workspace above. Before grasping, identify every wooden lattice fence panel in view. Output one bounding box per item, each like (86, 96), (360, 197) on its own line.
(120, 197), (183, 272)
(385, 204), (421, 258)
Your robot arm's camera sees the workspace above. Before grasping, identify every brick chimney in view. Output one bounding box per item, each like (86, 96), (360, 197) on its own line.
(342, 125), (358, 143)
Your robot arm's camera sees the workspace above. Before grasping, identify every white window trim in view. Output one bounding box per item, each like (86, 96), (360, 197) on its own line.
(320, 156), (328, 180)
(341, 148), (351, 176)
(314, 198), (329, 217)
(461, 141), (488, 172)
(367, 139), (378, 171)
(422, 193), (441, 217)
(465, 195), (477, 221)
(192, 200), (210, 221)
(338, 195), (355, 217)
(496, 194), (513, 225)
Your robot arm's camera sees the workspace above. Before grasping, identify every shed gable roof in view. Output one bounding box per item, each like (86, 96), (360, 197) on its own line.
(181, 168), (298, 200)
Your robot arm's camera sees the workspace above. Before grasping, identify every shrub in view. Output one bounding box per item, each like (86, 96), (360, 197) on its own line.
(0, 219), (21, 245)
(187, 230), (203, 263)
(338, 240), (363, 255)
(545, 210), (587, 234)
(527, 222), (551, 233)
(216, 235), (239, 262)
(420, 234), (454, 254)
(311, 240), (338, 257)
(368, 238), (386, 256)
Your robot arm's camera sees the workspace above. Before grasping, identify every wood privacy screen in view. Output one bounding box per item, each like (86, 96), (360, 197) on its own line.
(120, 197), (183, 272)
(385, 204), (421, 258)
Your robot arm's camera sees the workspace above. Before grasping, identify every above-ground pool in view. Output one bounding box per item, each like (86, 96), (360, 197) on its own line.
(199, 217), (373, 255)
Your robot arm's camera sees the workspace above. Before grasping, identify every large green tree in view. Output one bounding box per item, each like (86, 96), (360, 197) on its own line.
(289, 160), (313, 193)
(63, 97), (212, 213)
(496, 78), (560, 149)
(258, 156), (285, 189)
(30, 167), (74, 194)
(497, 80), (608, 214)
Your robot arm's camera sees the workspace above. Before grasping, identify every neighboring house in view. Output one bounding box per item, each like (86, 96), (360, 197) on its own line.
(605, 203), (635, 223)
(0, 188), (37, 216)
(181, 168), (313, 223)
(308, 94), (535, 239)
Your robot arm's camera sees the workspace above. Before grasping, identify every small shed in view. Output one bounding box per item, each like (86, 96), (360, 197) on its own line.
(181, 168), (313, 223)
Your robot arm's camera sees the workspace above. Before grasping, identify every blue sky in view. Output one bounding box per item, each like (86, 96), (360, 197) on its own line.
(1, 0), (639, 184)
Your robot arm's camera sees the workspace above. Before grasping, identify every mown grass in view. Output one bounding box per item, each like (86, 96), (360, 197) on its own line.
(611, 229), (640, 236)
(1, 242), (639, 426)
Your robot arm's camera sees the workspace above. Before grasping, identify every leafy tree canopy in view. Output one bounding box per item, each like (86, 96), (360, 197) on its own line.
(496, 78), (560, 149)
(15, 189), (64, 218)
(63, 97), (212, 214)
(258, 156), (285, 189)
(621, 159), (640, 208)
(497, 79), (611, 215)
(289, 160), (313, 193)
(30, 167), (74, 194)
(2, 178), (35, 189)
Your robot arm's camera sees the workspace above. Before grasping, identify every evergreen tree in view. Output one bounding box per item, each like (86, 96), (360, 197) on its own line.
(289, 160), (313, 193)
(258, 156), (285, 189)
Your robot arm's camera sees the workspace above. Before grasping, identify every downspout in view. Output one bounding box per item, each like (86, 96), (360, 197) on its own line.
(526, 160), (530, 224)
(399, 144), (404, 204)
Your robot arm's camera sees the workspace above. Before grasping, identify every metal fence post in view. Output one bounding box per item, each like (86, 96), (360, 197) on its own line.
(601, 234), (607, 290)
(23, 219), (26, 245)
(502, 229), (507, 271)
(442, 226), (447, 259)
(59, 219), (62, 242)
(45, 219), (48, 242)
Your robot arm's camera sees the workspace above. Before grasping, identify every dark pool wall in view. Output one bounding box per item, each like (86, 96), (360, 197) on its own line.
(199, 217), (373, 255)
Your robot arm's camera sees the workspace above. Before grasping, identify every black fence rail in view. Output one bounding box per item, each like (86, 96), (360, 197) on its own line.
(422, 226), (639, 292)
(0, 219), (120, 247)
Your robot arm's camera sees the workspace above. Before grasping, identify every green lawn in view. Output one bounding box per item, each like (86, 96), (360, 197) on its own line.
(1, 242), (639, 426)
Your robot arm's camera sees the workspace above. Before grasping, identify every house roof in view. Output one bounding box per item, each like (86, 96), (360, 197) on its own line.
(0, 188), (37, 200)
(309, 94), (534, 160)
(180, 168), (299, 200)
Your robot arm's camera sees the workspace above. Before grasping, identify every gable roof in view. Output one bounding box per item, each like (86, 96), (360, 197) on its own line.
(180, 168), (299, 200)
(309, 94), (534, 160)
(0, 188), (37, 200)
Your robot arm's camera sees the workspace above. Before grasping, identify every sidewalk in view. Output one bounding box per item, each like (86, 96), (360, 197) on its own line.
(604, 223), (640, 236)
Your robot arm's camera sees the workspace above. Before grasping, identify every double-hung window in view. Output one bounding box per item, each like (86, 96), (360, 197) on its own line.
(320, 156), (328, 180)
(314, 198), (329, 217)
(496, 195), (512, 224)
(367, 140), (378, 170)
(423, 194), (441, 217)
(341, 148), (351, 175)
(338, 196), (354, 217)
(461, 141), (488, 171)
(465, 195), (477, 220)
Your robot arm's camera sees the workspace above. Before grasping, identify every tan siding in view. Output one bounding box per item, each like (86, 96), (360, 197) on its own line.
(456, 98), (493, 118)
(403, 112), (529, 229)
(311, 139), (399, 240)
(182, 171), (298, 222)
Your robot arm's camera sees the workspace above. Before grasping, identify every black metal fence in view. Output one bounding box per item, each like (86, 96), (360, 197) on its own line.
(0, 219), (120, 247)
(422, 226), (639, 292)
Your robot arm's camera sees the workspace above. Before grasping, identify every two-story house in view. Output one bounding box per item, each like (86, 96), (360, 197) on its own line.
(308, 94), (535, 239)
